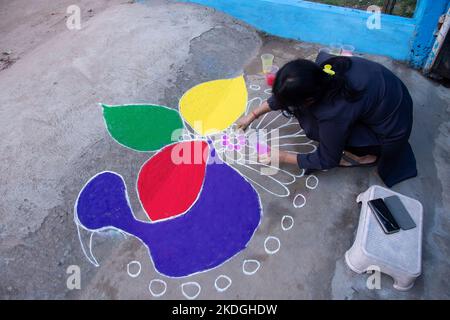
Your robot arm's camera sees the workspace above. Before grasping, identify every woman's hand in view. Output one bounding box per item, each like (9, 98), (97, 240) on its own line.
(279, 151), (298, 165)
(257, 150), (298, 166)
(236, 114), (256, 131)
(236, 101), (272, 131)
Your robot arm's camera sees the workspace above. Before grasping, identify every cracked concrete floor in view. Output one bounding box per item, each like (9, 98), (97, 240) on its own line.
(0, 0), (449, 299)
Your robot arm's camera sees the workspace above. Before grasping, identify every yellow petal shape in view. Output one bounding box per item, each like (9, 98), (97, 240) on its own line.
(179, 75), (248, 136)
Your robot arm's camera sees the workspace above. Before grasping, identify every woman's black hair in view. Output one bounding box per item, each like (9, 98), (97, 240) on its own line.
(272, 56), (363, 115)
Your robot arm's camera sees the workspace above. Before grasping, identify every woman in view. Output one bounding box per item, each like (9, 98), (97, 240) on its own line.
(237, 52), (417, 187)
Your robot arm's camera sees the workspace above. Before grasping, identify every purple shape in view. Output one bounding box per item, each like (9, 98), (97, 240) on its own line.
(76, 162), (261, 278)
(76, 172), (132, 230)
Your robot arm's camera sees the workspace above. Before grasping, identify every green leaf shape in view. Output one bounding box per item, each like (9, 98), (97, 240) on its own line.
(102, 104), (184, 152)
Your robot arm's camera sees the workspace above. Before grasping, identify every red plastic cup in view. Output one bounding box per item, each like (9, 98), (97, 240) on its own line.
(266, 72), (276, 87)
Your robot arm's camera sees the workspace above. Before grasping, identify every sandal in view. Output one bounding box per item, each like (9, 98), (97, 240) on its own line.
(339, 153), (378, 168)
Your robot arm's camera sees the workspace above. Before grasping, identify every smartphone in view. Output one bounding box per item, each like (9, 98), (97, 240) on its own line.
(384, 196), (417, 230)
(368, 198), (400, 234)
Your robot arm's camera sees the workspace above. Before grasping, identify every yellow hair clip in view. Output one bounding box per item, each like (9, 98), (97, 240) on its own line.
(323, 64), (335, 76)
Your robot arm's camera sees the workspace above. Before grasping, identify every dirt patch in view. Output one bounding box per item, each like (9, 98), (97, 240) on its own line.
(0, 51), (18, 72)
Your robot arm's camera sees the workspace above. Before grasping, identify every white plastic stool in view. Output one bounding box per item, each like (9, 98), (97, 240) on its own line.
(345, 185), (423, 291)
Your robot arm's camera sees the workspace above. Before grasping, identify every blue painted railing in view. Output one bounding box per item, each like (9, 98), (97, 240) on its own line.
(180, 0), (450, 68)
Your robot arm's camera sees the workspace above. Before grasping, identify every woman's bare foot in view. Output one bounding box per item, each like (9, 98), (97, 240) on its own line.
(340, 151), (377, 167)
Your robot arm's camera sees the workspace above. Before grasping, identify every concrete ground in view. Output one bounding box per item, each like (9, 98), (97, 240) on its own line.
(0, 0), (449, 300)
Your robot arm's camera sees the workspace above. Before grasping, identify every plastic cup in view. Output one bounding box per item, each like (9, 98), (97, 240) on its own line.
(266, 73), (276, 87)
(329, 43), (343, 55)
(261, 54), (275, 74)
(341, 45), (355, 57)
(265, 65), (278, 87)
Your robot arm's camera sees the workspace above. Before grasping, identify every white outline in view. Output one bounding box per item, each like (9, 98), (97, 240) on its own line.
(264, 236), (281, 255)
(219, 152), (290, 197)
(127, 261), (141, 278)
(149, 279), (167, 297)
(246, 97), (264, 116)
(76, 223), (99, 267)
(244, 160), (297, 185)
(181, 282), (201, 300)
(267, 131), (306, 142)
(243, 259), (261, 275)
(306, 175), (319, 190)
(281, 215), (294, 231)
(255, 112), (269, 130)
(214, 275), (232, 293)
(260, 112), (284, 130)
(296, 169), (306, 178)
(271, 142), (316, 155)
(249, 85), (261, 91)
(293, 193), (306, 208)
(260, 120), (298, 137)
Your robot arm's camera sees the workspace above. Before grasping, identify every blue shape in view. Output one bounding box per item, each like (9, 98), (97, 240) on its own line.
(76, 162), (262, 278)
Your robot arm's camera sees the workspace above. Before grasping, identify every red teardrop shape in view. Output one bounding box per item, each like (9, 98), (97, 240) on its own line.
(137, 141), (208, 221)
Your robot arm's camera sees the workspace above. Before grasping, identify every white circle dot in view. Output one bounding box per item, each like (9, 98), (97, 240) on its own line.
(281, 215), (294, 231)
(214, 275), (232, 293)
(126, 261), (141, 278)
(264, 236), (281, 255)
(293, 193), (306, 208)
(181, 282), (201, 300)
(242, 259), (261, 275)
(149, 279), (167, 298)
(306, 175), (319, 189)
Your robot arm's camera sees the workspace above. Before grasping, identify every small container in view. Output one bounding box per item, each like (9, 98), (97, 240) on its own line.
(266, 73), (276, 87)
(261, 54), (275, 74)
(341, 45), (355, 57)
(265, 65), (279, 86)
(329, 43), (343, 56)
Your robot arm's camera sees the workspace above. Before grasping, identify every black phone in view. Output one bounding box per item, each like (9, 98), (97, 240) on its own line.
(368, 198), (400, 234)
(384, 196), (417, 230)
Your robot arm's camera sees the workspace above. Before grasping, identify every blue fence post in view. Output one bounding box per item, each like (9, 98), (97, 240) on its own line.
(410, 0), (450, 68)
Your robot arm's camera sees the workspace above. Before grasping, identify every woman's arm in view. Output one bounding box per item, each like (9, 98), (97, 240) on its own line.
(259, 150), (300, 166)
(236, 101), (272, 130)
(279, 151), (299, 165)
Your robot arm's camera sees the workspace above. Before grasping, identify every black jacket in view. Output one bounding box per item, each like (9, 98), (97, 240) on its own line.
(268, 52), (417, 187)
